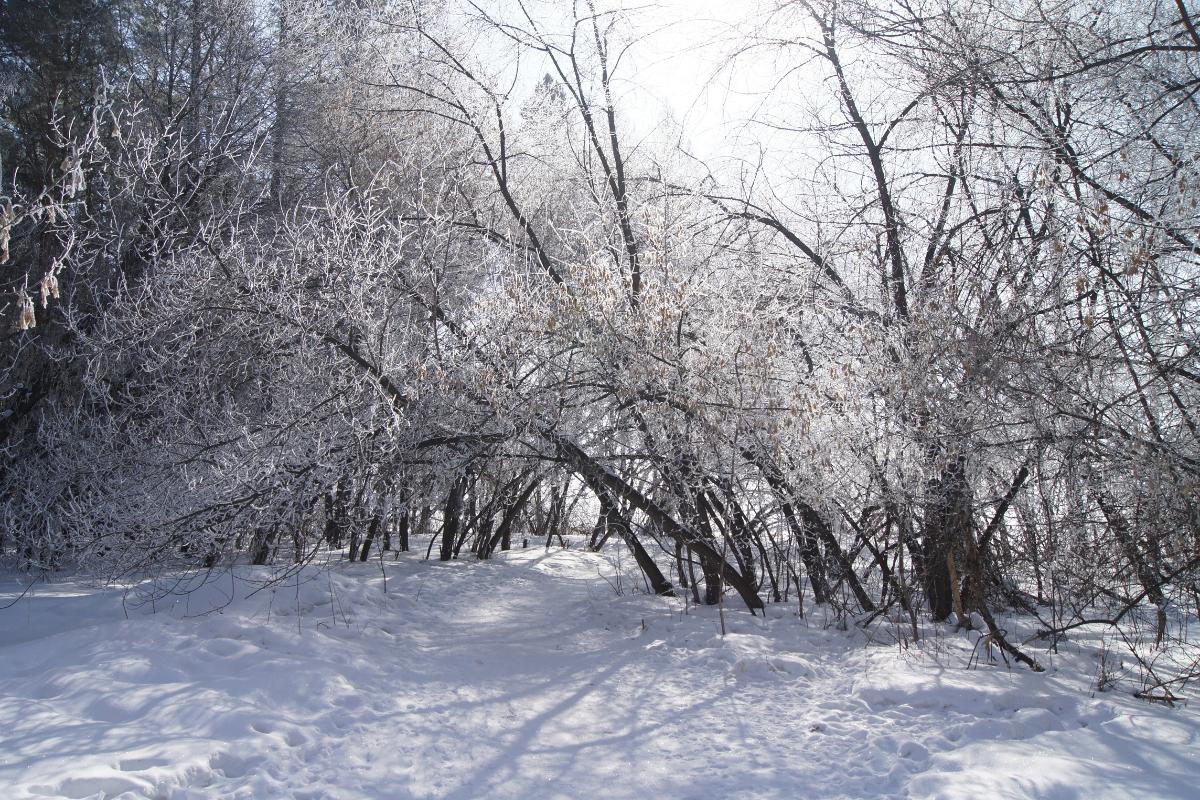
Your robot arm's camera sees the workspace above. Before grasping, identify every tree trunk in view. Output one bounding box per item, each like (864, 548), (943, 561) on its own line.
(483, 478), (539, 559)
(249, 527), (274, 566)
(1095, 489), (1167, 644)
(359, 506), (383, 562)
(397, 506), (410, 552)
(551, 431), (762, 611)
(589, 490), (615, 551)
(439, 476), (467, 562)
(269, 6), (288, 203)
(580, 476), (674, 597)
(923, 454), (972, 622)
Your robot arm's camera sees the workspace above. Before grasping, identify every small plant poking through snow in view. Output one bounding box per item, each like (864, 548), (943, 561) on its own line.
(1094, 640), (1126, 693)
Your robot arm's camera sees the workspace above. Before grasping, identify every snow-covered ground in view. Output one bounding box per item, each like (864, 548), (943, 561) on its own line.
(1, 546), (1197, 799)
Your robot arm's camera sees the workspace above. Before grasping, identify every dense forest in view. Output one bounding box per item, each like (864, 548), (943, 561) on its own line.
(0, 0), (1197, 693)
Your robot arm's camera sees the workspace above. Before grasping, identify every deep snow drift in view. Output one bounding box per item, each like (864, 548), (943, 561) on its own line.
(0, 547), (1197, 799)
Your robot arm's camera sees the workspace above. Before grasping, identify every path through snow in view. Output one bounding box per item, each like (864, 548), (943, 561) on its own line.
(1, 547), (1197, 799)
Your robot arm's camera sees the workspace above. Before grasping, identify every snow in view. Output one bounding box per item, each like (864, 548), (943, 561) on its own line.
(1, 547), (1197, 799)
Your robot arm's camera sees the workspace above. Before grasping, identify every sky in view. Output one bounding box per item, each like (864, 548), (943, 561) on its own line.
(610, 0), (770, 158)
(463, 0), (788, 165)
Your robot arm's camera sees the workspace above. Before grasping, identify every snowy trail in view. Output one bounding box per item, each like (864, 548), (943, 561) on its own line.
(1, 548), (1198, 799)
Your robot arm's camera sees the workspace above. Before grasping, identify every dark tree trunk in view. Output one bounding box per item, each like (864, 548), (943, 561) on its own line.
(611, 506), (675, 598)
(484, 478), (539, 558)
(751, 453), (830, 603)
(440, 476), (468, 562)
(397, 506), (410, 552)
(716, 489), (759, 589)
(674, 540), (689, 590)
(359, 507), (384, 562)
(581, 477), (674, 597)
(322, 491), (338, 548)
(269, 5), (288, 203)
(454, 480), (479, 558)
(801, 504), (877, 613)
(323, 479), (352, 550)
(475, 514), (494, 556)
(589, 490), (615, 551)
(700, 555), (723, 605)
(551, 431), (762, 611)
(541, 484), (567, 548)
(691, 494), (726, 605)
(1095, 489), (1167, 643)
(249, 527), (274, 566)
(922, 454), (972, 622)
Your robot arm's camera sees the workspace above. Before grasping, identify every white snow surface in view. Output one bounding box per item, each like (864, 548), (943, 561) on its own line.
(0, 547), (1197, 799)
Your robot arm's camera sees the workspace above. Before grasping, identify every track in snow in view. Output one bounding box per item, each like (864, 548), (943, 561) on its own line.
(1, 547), (1197, 799)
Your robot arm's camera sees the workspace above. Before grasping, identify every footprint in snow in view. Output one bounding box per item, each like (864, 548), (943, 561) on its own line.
(209, 750), (250, 778)
(203, 637), (246, 658)
(898, 740), (930, 762)
(118, 756), (170, 771)
(32, 776), (145, 799)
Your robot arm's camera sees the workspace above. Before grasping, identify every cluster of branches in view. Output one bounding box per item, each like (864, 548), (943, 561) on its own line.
(0, 0), (1197, 683)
